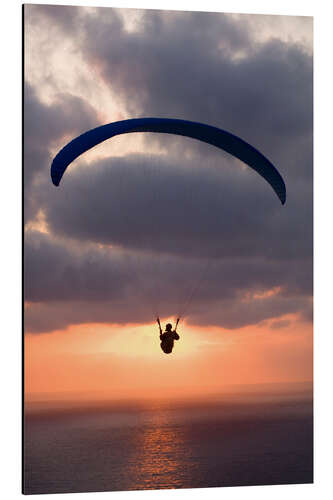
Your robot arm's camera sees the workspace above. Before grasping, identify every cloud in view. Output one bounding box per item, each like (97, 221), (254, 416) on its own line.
(42, 153), (311, 261)
(79, 8), (312, 175)
(23, 6), (313, 334)
(24, 229), (312, 333)
(24, 83), (99, 221)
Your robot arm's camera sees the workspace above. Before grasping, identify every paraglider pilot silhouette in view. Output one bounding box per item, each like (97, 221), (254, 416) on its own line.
(157, 318), (180, 354)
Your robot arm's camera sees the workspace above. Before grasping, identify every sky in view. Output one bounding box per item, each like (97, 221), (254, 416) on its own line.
(24, 4), (313, 404)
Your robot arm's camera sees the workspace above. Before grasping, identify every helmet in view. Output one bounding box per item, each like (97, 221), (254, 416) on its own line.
(166, 323), (172, 331)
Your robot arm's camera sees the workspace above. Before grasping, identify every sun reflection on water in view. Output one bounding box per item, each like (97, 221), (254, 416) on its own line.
(128, 407), (191, 489)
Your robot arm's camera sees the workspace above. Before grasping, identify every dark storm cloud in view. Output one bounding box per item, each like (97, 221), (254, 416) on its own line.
(79, 8), (312, 179)
(24, 231), (127, 303)
(24, 6), (313, 332)
(25, 230), (309, 305)
(25, 291), (310, 334)
(29, 6), (312, 171)
(188, 295), (311, 330)
(31, 7), (312, 241)
(24, 84), (99, 220)
(25, 230), (311, 333)
(43, 153), (312, 265)
(27, 5), (313, 187)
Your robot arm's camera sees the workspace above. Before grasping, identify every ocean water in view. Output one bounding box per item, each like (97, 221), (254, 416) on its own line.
(24, 396), (313, 494)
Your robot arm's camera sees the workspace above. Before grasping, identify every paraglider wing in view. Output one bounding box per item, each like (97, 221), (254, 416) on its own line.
(51, 117), (286, 204)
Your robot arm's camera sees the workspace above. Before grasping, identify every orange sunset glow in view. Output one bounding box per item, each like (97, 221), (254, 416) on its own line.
(25, 315), (312, 405)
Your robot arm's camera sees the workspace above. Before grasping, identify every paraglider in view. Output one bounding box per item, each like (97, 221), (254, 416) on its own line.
(50, 117), (286, 354)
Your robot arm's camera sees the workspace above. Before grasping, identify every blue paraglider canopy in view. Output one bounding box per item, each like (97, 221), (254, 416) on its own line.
(51, 117), (286, 204)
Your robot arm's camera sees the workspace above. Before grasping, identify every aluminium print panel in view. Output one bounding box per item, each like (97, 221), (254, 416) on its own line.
(23, 3), (313, 495)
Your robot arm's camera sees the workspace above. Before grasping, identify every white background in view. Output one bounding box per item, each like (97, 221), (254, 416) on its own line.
(1, 0), (332, 499)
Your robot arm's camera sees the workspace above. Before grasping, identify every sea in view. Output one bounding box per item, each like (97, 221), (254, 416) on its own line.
(24, 385), (313, 494)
